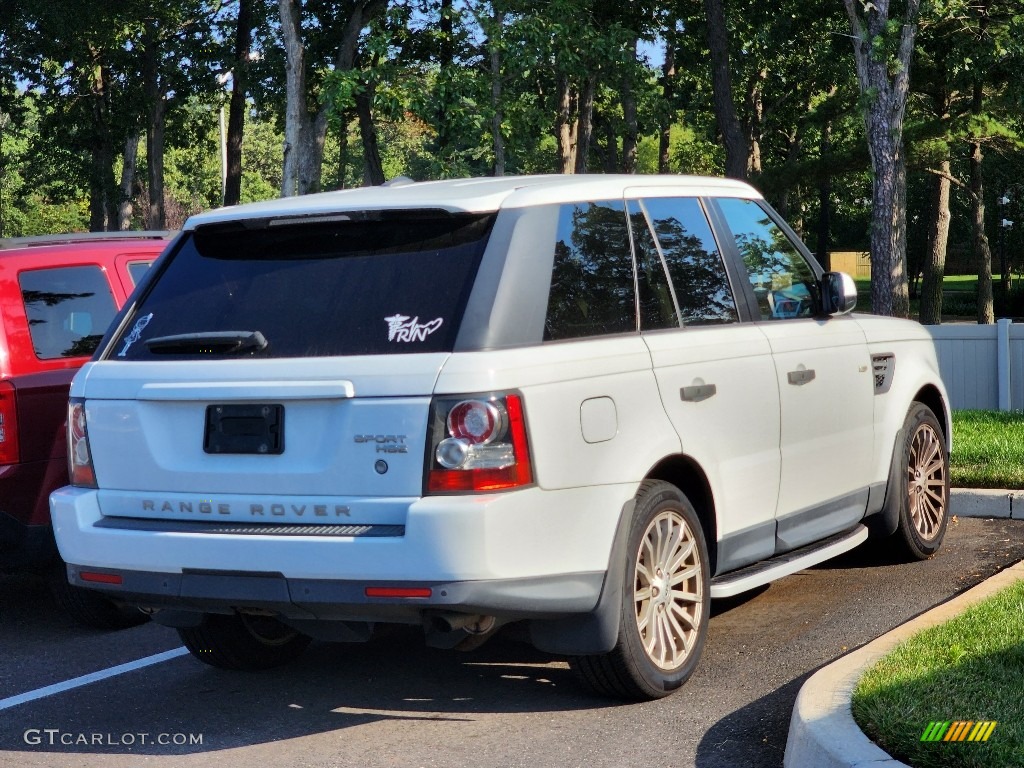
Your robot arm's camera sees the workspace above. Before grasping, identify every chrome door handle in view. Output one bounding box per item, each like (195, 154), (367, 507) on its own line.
(680, 384), (717, 402)
(787, 369), (816, 386)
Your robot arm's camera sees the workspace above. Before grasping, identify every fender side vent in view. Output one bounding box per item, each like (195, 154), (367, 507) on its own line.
(872, 353), (895, 394)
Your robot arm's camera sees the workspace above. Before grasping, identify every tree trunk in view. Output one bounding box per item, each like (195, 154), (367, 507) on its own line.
(278, 0), (307, 197)
(141, 25), (166, 229)
(596, 113), (618, 172)
(776, 125), (801, 220)
(224, 0), (253, 206)
(843, 0), (920, 318)
(815, 122), (832, 269)
(971, 140), (994, 324)
(574, 75), (596, 174)
(87, 56), (117, 231)
(918, 69), (952, 325)
(434, 0), (454, 157)
(919, 162), (952, 324)
(337, 112), (349, 189)
(620, 36), (638, 174)
(745, 69), (766, 175)
(300, 110), (328, 194)
(118, 130), (140, 230)
(659, 39), (675, 174)
(970, 9), (994, 323)
(356, 85), (384, 186)
(867, 131), (910, 317)
(703, 0), (747, 179)
(556, 75), (576, 174)
(489, 8), (505, 176)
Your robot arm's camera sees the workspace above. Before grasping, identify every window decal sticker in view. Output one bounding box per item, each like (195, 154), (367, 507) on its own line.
(118, 313), (153, 357)
(384, 314), (444, 343)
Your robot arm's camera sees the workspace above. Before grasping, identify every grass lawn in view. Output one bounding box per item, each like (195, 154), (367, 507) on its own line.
(852, 581), (1024, 768)
(951, 411), (1024, 489)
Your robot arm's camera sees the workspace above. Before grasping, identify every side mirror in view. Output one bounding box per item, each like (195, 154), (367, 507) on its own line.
(821, 271), (858, 316)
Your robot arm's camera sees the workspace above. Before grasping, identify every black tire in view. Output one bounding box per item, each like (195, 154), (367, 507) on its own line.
(570, 480), (710, 700)
(49, 563), (149, 630)
(177, 613), (311, 670)
(890, 402), (950, 560)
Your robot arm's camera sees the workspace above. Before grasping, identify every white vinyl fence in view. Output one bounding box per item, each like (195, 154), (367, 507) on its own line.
(926, 319), (1022, 411)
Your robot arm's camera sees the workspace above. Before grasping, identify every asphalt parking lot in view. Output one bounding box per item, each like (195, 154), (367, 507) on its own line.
(3, 515), (1024, 768)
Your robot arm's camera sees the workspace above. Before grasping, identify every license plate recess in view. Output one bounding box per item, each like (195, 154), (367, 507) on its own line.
(204, 404), (284, 455)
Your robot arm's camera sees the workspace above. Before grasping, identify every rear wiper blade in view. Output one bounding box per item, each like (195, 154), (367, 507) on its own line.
(144, 331), (268, 355)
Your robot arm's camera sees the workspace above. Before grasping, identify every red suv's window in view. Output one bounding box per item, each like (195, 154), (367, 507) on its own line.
(126, 260), (153, 286)
(19, 265), (118, 359)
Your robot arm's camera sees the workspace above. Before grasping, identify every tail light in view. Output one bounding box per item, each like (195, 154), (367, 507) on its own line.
(68, 398), (97, 488)
(0, 380), (19, 464)
(426, 392), (533, 493)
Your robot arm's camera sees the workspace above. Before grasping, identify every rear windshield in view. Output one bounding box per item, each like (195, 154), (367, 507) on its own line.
(112, 212), (494, 360)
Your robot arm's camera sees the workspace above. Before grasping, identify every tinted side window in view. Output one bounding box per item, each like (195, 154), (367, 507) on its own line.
(19, 266), (118, 359)
(627, 200), (679, 330)
(717, 198), (817, 321)
(642, 197), (738, 326)
(127, 261), (153, 285)
(544, 201), (636, 341)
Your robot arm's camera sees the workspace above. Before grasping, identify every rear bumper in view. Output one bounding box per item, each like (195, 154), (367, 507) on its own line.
(50, 483), (631, 621)
(63, 563), (604, 622)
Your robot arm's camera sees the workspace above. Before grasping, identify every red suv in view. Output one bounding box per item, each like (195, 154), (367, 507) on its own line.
(0, 231), (173, 627)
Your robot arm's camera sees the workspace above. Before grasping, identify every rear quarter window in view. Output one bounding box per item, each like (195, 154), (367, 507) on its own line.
(19, 266), (118, 359)
(127, 261), (153, 286)
(113, 213), (494, 360)
(544, 201), (636, 341)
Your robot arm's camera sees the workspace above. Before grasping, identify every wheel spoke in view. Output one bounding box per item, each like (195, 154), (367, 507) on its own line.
(658, 520), (678, 570)
(670, 564), (700, 587)
(668, 600), (697, 632)
(665, 610), (688, 661)
(670, 588), (701, 604)
(637, 598), (653, 634)
(668, 537), (695, 575)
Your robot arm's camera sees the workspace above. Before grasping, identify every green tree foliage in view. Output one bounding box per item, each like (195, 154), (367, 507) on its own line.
(0, 0), (1021, 327)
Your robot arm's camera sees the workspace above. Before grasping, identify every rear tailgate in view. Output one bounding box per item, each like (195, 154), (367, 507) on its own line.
(77, 355), (446, 525)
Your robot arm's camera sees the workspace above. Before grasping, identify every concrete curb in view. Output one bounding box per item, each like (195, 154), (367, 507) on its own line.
(784, 552), (1024, 768)
(950, 487), (1024, 519)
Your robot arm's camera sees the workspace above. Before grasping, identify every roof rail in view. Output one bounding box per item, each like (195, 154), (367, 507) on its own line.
(0, 231), (176, 250)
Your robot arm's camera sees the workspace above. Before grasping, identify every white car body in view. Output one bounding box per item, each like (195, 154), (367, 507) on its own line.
(50, 175), (950, 694)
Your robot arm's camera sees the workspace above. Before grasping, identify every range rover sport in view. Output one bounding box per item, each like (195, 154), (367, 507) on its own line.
(49, 176), (950, 699)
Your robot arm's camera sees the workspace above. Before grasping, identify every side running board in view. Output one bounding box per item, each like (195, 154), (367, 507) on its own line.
(709, 525), (869, 599)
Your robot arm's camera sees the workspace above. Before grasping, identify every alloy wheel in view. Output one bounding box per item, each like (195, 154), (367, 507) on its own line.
(633, 509), (704, 671)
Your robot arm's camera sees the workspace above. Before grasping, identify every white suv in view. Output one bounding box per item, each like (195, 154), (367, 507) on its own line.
(51, 175), (950, 700)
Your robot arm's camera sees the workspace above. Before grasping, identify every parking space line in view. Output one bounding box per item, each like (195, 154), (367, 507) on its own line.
(0, 647), (189, 712)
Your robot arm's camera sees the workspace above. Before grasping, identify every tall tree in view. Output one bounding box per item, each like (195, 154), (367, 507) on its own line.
(843, 0), (922, 318)
(224, 0), (255, 207)
(277, 0), (389, 195)
(703, 0), (747, 179)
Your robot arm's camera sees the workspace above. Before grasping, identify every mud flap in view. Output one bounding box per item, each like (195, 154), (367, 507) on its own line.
(866, 425), (907, 537)
(527, 499), (634, 655)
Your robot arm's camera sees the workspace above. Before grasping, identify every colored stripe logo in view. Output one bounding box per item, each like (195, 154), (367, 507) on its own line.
(921, 721), (997, 742)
